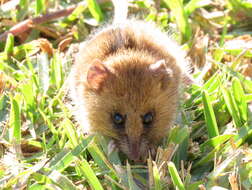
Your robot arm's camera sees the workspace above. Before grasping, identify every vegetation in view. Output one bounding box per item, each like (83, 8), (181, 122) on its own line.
(0, 0), (252, 189)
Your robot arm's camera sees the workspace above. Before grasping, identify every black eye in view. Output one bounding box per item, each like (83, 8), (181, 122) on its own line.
(142, 112), (153, 127)
(112, 113), (125, 128)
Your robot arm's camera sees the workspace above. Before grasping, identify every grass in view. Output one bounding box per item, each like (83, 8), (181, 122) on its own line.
(0, 0), (252, 189)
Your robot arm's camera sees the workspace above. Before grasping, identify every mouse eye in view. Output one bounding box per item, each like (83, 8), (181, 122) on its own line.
(112, 113), (125, 128)
(142, 112), (154, 127)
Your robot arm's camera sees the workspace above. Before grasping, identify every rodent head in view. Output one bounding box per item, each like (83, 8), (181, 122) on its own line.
(74, 51), (181, 161)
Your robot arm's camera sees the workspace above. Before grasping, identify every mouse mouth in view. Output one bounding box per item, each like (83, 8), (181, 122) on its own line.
(117, 136), (149, 162)
(128, 138), (141, 161)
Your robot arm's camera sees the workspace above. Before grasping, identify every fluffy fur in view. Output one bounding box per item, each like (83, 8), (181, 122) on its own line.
(70, 20), (188, 161)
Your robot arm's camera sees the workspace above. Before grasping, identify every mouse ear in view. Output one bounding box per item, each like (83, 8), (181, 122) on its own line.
(149, 59), (173, 90)
(87, 60), (110, 91)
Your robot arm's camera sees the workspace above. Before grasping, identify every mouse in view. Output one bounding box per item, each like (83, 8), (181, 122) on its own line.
(69, 0), (190, 161)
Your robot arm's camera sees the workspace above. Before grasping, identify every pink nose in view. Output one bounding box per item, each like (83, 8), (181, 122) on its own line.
(128, 140), (141, 161)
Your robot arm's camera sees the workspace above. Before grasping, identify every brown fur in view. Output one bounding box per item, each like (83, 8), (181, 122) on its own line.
(70, 20), (188, 161)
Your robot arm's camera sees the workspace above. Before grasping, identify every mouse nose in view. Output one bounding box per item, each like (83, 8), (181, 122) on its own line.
(128, 138), (141, 160)
(125, 114), (143, 160)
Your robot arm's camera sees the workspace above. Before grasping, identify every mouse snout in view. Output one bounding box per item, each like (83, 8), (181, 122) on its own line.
(127, 137), (141, 161)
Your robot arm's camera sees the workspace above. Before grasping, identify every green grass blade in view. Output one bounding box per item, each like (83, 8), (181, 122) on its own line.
(36, 0), (45, 15)
(38, 53), (50, 94)
(209, 149), (242, 179)
(20, 79), (36, 122)
(61, 118), (79, 148)
(48, 170), (78, 190)
(213, 48), (225, 62)
(169, 126), (189, 144)
(193, 144), (223, 169)
(21, 77), (36, 109)
(96, 135), (121, 165)
(185, 0), (211, 16)
(9, 95), (21, 144)
(164, 0), (191, 43)
(186, 181), (204, 190)
(200, 134), (234, 151)
(232, 78), (248, 123)
(218, 63), (252, 93)
(126, 162), (142, 190)
(245, 94), (252, 102)
(38, 108), (58, 136)
(77, 159), (104, 190)
(87, 0), (104, 22)
(168, 162), (185, 190)
(202, 72), (222, 92)
(233, 125), (252, 147)
(219, 19), (228, 47)
(28, 184), (47, 190)
(87, 140), (118, 176)
(0, 95), (9, 124)
(50, 52), (63, 90)
(169, 126), (189, 166)
(153, 162), (162, 190)
(50, 135), (94, 172)
(19, 0), (28, 8)
(202, 91), (219, 138)
(4, 33), (14, 56)
(67, 4), (87, 22)
(221, 87), (242, 127)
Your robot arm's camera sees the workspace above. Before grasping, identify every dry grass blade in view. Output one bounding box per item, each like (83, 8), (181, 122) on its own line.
(228, 171), (239, 190)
